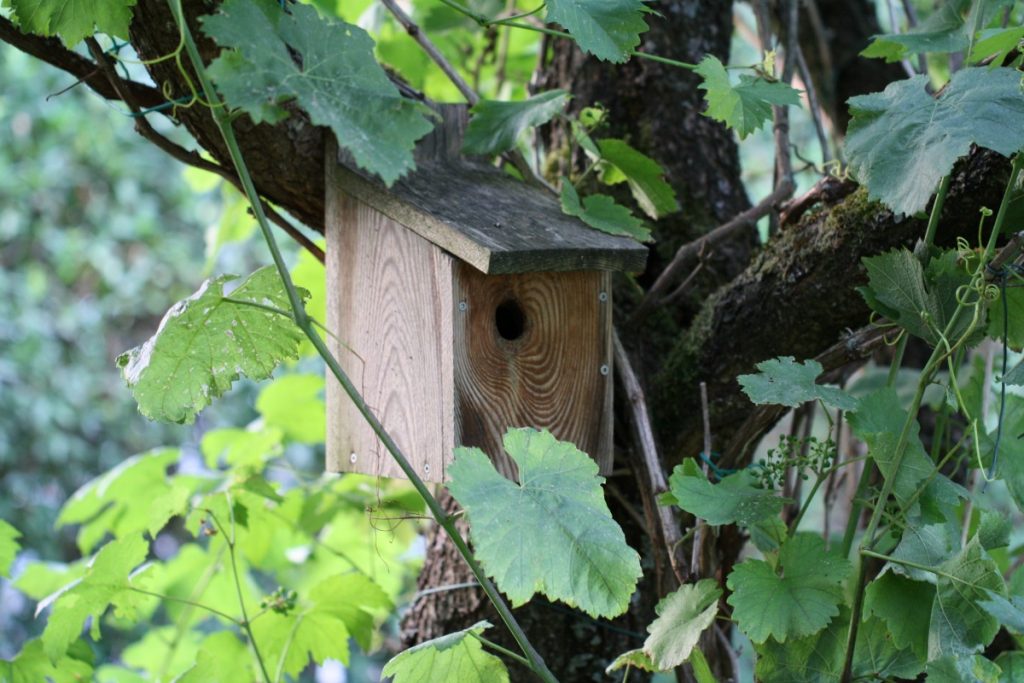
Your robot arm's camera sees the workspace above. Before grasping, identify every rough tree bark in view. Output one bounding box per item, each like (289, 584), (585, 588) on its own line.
(0, 1), (1009, 680)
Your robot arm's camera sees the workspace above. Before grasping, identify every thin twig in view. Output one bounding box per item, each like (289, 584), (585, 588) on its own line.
(691, 382), (712, 577)
(634, 182), (793, 318)
(380, 0), (478, 105)
(795, 44), (832, 165)
(613, 330), (687, 584)
(83, 38), (324, 264)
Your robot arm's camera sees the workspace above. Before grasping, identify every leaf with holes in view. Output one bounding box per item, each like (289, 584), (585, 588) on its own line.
(727, 533), (852, 643)
(447, 428), (642, 618)
(560, 180), (650, 242)
(382, 622), (509, 683)
(738, 356), (858, 410)
(545, 0), (649, 63)
(201, 0), (434, 186)
(463, 90), (570, 156)
(846, 67), (1024, 216)
(643, 579), (721, 670)
(117, 266), (307, 424)
(4, 0), (136, 46)
(695, 55), (802, 139)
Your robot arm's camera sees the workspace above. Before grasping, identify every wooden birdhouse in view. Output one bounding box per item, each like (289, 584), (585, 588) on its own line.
(324, 105), (647, 482)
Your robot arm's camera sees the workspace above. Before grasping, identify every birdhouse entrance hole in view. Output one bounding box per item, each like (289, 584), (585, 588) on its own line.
(495, 299), (525, 341)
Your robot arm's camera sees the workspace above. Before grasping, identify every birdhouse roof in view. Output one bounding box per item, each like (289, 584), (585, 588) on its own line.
(331, 105), (648, 275)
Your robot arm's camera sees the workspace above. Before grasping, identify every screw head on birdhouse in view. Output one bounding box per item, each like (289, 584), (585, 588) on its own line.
(325, 105), (647, 482)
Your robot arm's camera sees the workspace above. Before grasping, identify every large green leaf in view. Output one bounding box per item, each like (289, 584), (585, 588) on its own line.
(727, 533), (851, 643)
(446, 428), (642, 618)
(56, 448), (190, 554)
(0, 639), (93, 683)
(926, 654), (1001, 682)
(117, 266), (307, 424)
(40, 534), (150, 662)
(695, 55), (802, 139)
(738, 356), (858, 410)
(846, 67), (1024, 216)
(859, 249), (972, 345)
(889, 521), (959, 583)
(665, 458), (788, 527)
(250, 574), (391, 675)
(596, 138), (679, 219)
(0, 520), (20, 579)
(545, 0), (648, 63)
(175, 632), (253, 683)
(381, 622), (509, 683)
(863, 572), (932, 659)
(462, 90), (570, 156)
(4, 0), (135, 46)
(560, 180), (651, 242)
(929, 537), (1005, 658)
(201, 0), (434, 185)
(642, 580), (720, 670)
(847, 389), (935, 510)
(980, 591), (1024, 634)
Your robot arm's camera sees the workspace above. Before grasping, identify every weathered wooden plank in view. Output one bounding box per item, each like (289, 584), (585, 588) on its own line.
(452, 264), (613, 476)
(325, 187), (455, 482)
(334, 108), (648, 276)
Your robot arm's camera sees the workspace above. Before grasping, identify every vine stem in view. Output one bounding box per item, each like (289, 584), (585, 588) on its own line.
(206, 508), (274, 683)
(166, 3), (557, 680)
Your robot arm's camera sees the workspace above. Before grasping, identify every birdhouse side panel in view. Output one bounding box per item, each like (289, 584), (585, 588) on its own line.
(452, 265), (613, 478)
(325, 192), (455, 482)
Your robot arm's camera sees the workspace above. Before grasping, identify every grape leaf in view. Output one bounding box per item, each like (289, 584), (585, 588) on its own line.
(596, 138), (679, 219)
(117, 266), (307, 424)
(738, 356), (858, 410)
(929, 537), (1005, 659)
(970, 25), (1024, 64)
(56, 448), (190, 554)
(889, 521), (959, 583)
(40, 534), (150, 662)
(996, 651), (1024, 680)
(847, 389), (935, 509)
(605, 649), (658, 674)
(989, 286), (1024, 351)
(545, 0), (648, 63)
(250, 574), (389, 675)
(381, 622), (509, 683)
(175, 632), (252, 683)
(978, 507), (1012, 550)
(666, 458), (788, 527)
(200, 427), (283, 469)
(846, 67), (1024, 216)
(256, 374), (325, 444)
(643, 579), (720, 670)
(859, 249), (972, 345)
(4, 0), (135, 46)
(560, 180), (651, 242)
(926, 654), (1001, 683)
(462, 90), (570, 156)
(979, 590), (1024, 634)
(727, 533), (851, 643)
(446, 428), (642, 618)
(201, 0), (434, 186)
(695, 55), (802, 139)
(863, 0), (1012, 62)
(0, 639), (93, 683)
(864, 572), (933, 659)
(0, 520), (21, 579)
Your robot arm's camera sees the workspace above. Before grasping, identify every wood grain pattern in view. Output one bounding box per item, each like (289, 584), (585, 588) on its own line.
(325, 186), (455, 482)
(334, 108), (648, 276)
(453, 265), (613, 476)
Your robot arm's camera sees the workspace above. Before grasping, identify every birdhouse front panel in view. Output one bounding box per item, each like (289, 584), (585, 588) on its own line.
(452, 263), (613, 478)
